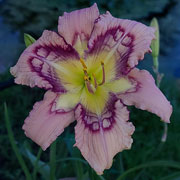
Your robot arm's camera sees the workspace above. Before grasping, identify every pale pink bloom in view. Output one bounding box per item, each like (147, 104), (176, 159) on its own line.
(10, 4), (172, 175)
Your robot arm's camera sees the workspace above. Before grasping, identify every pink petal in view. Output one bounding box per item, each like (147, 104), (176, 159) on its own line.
(87, 12), (155, 75)
(22, 91), (75, 150)
(58, 3), (99, 46)
(118, 68), (172, 123)
(10, 30), (79, 92)
(74, 100), (135, 175)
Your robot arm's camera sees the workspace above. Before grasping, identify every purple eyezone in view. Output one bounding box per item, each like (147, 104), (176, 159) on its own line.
(88, 26), (125, 53)
(121, 34), (133, 47)
(29, 57), (65, 92)
(79, 104), (117, 133)
(91, 122), (100, 131)
(114, 29), (125, 42)
(27, 41), (80, 92)
(87, 26), (134, 76)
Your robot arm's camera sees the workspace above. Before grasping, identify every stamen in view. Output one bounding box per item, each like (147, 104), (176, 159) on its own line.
(83, 68), (88, 77)
(83, 67), (87, 72)
(84, 76), (89, 81)
(80, 57), (97, 94)
(80, 58), (87, 69)
(99, 61), (105, 86)
(92, 73), (98, 88)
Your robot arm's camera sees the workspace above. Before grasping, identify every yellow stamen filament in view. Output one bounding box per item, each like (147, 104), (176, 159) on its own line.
(99, 61), (105, 86)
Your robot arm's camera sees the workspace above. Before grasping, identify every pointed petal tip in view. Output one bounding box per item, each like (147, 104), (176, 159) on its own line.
(92, 2), (98, 8)
(58, 3), (99, 46)
(10, 66), (16, 77)
(119, 68), (173, 123)
(105, 11), (111, 15)
(74, 101), (134, 175)
(162, 103), (172, 123)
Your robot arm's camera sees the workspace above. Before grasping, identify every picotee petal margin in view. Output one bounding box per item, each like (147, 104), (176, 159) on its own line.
(10, 30), (79, 92)
(87, 11), (155, 76)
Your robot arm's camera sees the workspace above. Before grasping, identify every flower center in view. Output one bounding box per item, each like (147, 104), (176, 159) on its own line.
(54, 52), (133, 115)
(79, 58), (105, 94)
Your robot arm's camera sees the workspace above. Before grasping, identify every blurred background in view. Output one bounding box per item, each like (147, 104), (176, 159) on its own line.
(0, 0), (180, 180)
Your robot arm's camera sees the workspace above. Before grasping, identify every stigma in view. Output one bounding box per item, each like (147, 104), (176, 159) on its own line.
(79, 58), (106, 94)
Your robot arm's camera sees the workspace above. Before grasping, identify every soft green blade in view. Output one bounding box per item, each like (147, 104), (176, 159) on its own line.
(24, 33), (36, 47)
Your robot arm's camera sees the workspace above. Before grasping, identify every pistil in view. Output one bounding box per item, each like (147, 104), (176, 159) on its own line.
(85, 80), (96, 94)
(99, 61), (105, 86)
(92, 73), (98, 88)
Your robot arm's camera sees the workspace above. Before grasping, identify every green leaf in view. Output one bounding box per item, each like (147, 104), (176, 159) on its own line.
(160, 172), (180, 180)
(72, 149), (84, 180)
(116, 160), (180, 180)
(50, 141), (57, 180)
(20, 143), (45, 180)
(21, 143), (50, 180)
(4, 103), (32, 180)
(24, 33), (36, 47)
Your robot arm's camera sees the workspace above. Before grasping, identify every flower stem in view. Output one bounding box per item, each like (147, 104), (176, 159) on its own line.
(74, 160), (83, 180)
(161, 123), (168, 142)
(153, 66), (168, 142)
(4, 103), (32, 180)
(50, 141), (56, 180)
(153, 57), (159, 72)
(150, 17), (168, 142)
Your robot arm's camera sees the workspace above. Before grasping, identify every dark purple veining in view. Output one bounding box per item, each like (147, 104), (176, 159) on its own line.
(86, 25), (135, 77)
(28, 38), (80, 92)
(77, 96), (118, 133)
(71, 32), (89, 47)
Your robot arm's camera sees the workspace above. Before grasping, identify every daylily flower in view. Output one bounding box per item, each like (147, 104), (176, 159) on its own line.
(10, 4), (172, 175)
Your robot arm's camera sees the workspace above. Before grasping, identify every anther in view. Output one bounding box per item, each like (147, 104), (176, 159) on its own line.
(80, 58), (97, 94)
(83, 67), (87, 72)
(84, 76), (89, 81)
(99, 61), (105, 86)
(80, 58), (87, 69)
